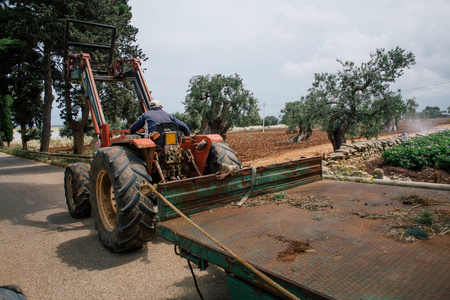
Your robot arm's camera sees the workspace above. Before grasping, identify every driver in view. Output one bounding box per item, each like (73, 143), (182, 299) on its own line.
(130, 99), (190, 136)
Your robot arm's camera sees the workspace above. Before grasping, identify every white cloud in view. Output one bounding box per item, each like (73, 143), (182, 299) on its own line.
(280, 56), (339, 77)
(275, 3), (344, 26)
(320, 32), (391, 63)
(279, 31), (391, 78)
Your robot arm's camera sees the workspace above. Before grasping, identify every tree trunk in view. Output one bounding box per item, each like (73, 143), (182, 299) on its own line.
(72, 128), (85, 154)
(200, 100), (231, 140)
(70, 110), (89, 154)
(0, 135), (4, 148)
(383, 119), (397, 132)
(203, 118), (229, 141)
(287, 122), (313, 144)
(39, 45), (53, 152)
(200, 103), (230, 141)
(21, 125), (28, 150)
(199, 118), (209, 133)
(327, 127), (346, 151)
(64, 82), (90, 154)
(90, 135), (98, 152)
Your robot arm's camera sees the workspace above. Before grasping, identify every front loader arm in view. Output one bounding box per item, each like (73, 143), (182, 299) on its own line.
(66, 53), (110, 147)
(64, 19), (155, 148)
(112, 58), (153, 112)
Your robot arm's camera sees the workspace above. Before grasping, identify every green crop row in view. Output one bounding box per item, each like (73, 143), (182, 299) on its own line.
(382, 130), (450, 172)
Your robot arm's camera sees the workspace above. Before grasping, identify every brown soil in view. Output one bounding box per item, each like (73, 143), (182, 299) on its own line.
(275, 236), (313, 262)
(364, 158), (450, 184)
(227, 128), (330, 164)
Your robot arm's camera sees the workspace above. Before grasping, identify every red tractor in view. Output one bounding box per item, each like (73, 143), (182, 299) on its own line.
(63, 19), (242, 252)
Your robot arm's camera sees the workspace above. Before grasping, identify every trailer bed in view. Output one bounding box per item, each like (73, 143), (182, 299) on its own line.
(157, 180), (450, 299)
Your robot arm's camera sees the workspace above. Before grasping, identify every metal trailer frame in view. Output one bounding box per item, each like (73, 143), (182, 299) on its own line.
(156, 156), (330, 299)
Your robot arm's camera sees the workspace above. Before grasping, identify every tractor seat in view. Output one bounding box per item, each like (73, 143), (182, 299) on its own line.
(124, 134), (142, 140)
(153, 122), (180, 148)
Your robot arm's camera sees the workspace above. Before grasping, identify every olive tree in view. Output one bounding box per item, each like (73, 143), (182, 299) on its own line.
(184, 73), (260, 140)
(264, 115), (279, 126)
(172, 112), (201, 132)
(10, 60), (43, 150)
(281, 47), (416, 151)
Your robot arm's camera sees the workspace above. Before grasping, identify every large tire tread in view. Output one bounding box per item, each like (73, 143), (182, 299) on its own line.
(90, 146), (156, 252)
(64, 163), (91, 218)
(205, 142), (243, 174)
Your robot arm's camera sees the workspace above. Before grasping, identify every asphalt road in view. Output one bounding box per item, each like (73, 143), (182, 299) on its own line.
(0, 152), (230, 300)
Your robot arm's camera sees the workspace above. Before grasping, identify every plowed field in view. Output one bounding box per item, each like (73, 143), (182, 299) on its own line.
(227, 118), (450, 165)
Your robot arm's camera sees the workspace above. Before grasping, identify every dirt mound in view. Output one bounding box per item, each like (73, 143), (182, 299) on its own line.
(365, 158), (450, 184)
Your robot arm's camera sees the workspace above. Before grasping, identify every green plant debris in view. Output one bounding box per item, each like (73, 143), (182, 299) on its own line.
(416, 210), (437, 225)
(398, 194), (433, 206)
(406, 227), (429, 239)
(354, 208), (450, 243)
(273, 192), (287, 200)
(288, 195), (333, 211)
(243, 193), (333, 211)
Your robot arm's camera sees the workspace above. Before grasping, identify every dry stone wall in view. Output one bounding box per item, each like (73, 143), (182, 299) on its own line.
(327, 133), (424, 160)
(323, 133), (426, 180)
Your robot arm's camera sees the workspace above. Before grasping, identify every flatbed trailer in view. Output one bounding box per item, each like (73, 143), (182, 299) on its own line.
(154, 157), (450, 299)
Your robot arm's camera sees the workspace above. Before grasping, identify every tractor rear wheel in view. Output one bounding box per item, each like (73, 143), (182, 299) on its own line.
(206, 142), (242, 174)
(64, 163), (91, 218)
(90, 146), (156, 252)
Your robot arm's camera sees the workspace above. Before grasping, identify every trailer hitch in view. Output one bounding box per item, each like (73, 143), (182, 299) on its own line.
(174, 245), (209, 271)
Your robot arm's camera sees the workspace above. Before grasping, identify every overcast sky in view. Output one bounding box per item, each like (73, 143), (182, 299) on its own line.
(52, 0), (450, 124)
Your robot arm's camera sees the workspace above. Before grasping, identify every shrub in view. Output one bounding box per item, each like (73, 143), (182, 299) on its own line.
(406, 227), (429, 239)
(382, 130), (450, 171)
(273, 192), (287, 200)
(416, 210), (437, 225)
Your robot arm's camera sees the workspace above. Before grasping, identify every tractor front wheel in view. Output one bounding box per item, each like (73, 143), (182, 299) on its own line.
(90, 146), (156, 252)
(64, 163), (91, 218)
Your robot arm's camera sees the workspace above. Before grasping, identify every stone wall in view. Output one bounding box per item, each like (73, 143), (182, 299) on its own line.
(327, 133), (423, 160)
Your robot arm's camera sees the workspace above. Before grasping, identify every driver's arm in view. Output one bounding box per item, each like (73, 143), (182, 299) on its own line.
(130, 115), (145, 134)
(171, 116), (190, 136)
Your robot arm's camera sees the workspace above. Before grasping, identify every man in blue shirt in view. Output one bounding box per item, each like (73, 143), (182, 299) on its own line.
(130, 99), (190, 136)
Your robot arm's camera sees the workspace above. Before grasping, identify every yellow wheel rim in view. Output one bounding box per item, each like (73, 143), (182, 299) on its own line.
(96, 170), (117, 232)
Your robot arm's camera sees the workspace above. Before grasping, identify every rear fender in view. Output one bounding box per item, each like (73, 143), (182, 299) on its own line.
(181, 134), (223, 174)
